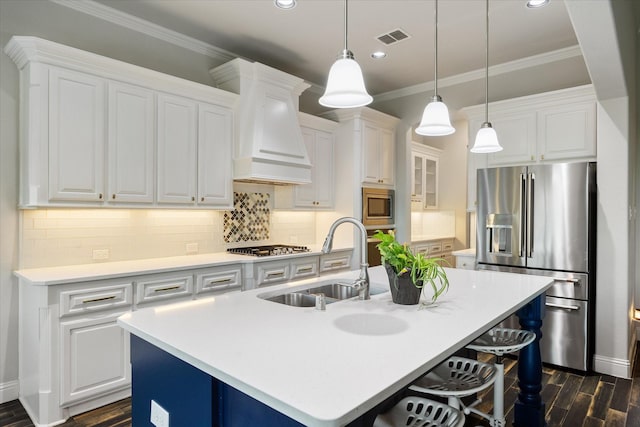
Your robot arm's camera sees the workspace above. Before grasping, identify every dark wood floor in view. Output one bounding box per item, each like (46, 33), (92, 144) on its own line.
(2, 349), (639, 427)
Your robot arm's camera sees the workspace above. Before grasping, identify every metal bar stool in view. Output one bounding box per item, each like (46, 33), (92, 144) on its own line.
(374, 396), (466, 427)
(465, 327), (536, 427)
(407, 356), (498, 415)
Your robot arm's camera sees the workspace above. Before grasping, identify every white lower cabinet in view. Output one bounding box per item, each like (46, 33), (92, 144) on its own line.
(60, 311), (131, 406)
(411, 238), (454, 267)
(195, 266), (243, 295)
(254, 256), (320, 287)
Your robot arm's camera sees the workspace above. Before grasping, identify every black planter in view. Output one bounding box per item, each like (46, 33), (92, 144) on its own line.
(384, 264), (422, 305)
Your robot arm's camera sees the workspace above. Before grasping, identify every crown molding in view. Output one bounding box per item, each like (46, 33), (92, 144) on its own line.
(49, 0), (236, 62)
(374, 45), (584, 103)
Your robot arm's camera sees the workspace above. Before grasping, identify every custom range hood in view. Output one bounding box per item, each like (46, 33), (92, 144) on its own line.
(210, 58), (311, 184)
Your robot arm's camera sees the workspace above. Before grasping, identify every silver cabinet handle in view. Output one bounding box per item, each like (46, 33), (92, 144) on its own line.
(266, 271), (285, 278)
(154, 285), (181, 293)
(298, 267), (313, 273)
(82, 295), (116, 304)
(330, 261), (345, 267)
(208, 278), (232, 284)
(546, 302), (580, 311)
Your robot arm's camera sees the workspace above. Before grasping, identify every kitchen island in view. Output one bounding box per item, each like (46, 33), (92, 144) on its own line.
(118, 266), (553, 427)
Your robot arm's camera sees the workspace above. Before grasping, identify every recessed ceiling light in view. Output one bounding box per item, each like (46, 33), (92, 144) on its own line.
(371, 51), (387, 59)
(274, 0), (296, 10)
(526, 0), (549, 8)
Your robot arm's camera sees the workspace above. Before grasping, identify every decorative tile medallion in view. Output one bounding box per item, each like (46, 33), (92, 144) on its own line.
(223, 192), (270, 242)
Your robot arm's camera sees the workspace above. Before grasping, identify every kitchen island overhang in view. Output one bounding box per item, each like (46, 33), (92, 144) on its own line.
(118, 266), (553, 427)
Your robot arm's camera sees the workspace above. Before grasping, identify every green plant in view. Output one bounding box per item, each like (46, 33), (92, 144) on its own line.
(373, 230), (449, 302)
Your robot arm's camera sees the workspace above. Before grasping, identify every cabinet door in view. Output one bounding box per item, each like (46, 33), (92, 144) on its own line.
(486, 112), (536, 166)
(423, 156), (438, 209)
(378, 128), (395, 186)
(537, 101), (596, 161)
(362, 123), (381, 184)
(293, 128), (318, 208)
(411, 154), (424, 202)
(49, 68), (105, 202)
(157, 94), (197, 204)
(311, 130), (334, 208)
(197, 103), (233, 207)
(60, 312), (130, 406)
(107, 82), (154, 203)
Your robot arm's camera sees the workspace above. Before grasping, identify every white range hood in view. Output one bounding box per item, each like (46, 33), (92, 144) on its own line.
(210, 58), (311, 185)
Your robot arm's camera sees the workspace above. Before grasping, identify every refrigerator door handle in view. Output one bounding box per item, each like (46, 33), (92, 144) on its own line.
(526, 172), (535, 258)
(519, 173), (526, 257)
(546, 302), (581, 311)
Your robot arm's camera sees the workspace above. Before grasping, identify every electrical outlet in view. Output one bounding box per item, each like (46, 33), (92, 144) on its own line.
(150, 400), (169, 427)
(92, 249), (110, 260)
(185, 242), (199, 254)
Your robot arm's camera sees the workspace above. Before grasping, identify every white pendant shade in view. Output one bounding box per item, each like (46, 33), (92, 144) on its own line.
(471, 123), (503, 153)
(415, 96), (455, 136)
(319, 56), (373, 108)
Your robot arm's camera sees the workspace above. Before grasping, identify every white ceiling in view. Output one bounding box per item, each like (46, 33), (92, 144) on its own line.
(92, 0), (592, 114)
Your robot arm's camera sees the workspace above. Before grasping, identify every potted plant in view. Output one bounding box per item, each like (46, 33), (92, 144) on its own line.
(373, 230), (450, 305)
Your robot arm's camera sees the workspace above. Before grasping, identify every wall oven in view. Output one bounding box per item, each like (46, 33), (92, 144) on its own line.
(362, 187), (395, 228)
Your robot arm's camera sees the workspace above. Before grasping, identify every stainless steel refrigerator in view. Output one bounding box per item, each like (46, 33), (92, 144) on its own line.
(476, 162), (596, 371)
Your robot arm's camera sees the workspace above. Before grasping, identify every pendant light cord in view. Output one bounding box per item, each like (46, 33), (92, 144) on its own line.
(434, 0), (439, 97)
(344, 0), (348, 51)
(485, 0), (489, 124)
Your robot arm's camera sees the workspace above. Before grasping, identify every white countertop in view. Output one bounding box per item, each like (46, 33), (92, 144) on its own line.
(14, 245), (352, 285)
(410, 235), (454, 243)
(118, 265), (553, 427)
(452, 248), (476, 256)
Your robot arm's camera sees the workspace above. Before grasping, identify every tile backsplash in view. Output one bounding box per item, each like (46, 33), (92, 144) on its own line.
(223, 192), (270, 242)
(20, 208), (317, 269)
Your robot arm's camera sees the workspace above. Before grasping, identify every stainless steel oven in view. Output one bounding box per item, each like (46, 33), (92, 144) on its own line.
(362, 187), (395, 228)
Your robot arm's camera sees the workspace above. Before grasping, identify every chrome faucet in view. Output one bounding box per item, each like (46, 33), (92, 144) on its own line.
(322, 217), (370, 300)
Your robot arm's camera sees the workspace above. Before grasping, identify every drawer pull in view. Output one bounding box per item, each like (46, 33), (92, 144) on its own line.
(545, 302), (580, 311)
(553, 278), (581, 284)
(82, 295), (116, 304)
(267, 272), (285, 278)
(330, 261), (345, 267)
(298, 267), (313, 273)
(154, 285), (182, 293)
(209, 278), (232, 284)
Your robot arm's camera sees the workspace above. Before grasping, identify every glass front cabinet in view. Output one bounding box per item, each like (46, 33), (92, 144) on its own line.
(411, 143), (442, 209)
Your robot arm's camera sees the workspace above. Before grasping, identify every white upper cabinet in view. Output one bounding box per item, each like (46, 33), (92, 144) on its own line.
(5, 36), (236, 209)
(362, 121), (395, 187)
(157, 94), (198, 204)
(197, 103), (234, 206)
(48, 67), (105, 202)
(463, 85), (596, 211)
(275, 113), (337, 210)
(107, 82), (155, 204)
(411, 143), (442, 209)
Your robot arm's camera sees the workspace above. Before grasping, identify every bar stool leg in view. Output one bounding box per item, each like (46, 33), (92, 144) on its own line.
(492, 355), (505, 427)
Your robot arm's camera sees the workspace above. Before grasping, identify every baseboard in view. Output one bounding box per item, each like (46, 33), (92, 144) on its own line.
(593, 354), (632, 378)
(0, 380), (19, 404)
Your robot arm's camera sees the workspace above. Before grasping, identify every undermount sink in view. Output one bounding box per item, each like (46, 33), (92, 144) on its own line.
(260, 281), (387, 307)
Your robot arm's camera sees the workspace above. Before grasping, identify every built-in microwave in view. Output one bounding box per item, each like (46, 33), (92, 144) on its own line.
(362, 187), (395, 228)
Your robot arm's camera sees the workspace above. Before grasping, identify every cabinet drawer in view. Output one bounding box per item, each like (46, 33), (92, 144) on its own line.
(441, 240), (454, 253)
(60, 282), (133, 318)
(291, 257), (319, 279)
(135, 274), (193, 306)
(428, 243), (442, 255)
(320, 253), (352, 273)
(195, 267), (242, 295)
(255, 262), (291, 287)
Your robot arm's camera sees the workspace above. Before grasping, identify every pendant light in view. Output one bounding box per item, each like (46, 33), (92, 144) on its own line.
(319, 0), (373, 108)
(471, 0), (503, 153)
(415, 0), (455, 136)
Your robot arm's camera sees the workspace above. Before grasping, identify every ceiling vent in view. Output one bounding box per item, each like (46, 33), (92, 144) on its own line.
(376, 29), (411, 45)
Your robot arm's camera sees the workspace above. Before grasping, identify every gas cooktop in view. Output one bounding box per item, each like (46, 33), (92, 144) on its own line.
(227, 245), (311, 257)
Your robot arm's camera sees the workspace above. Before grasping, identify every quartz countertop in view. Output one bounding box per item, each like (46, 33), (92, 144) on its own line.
(14, 245), (353, 286)
(118, 265), (553, 427)
(452, 248), (477, 256)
